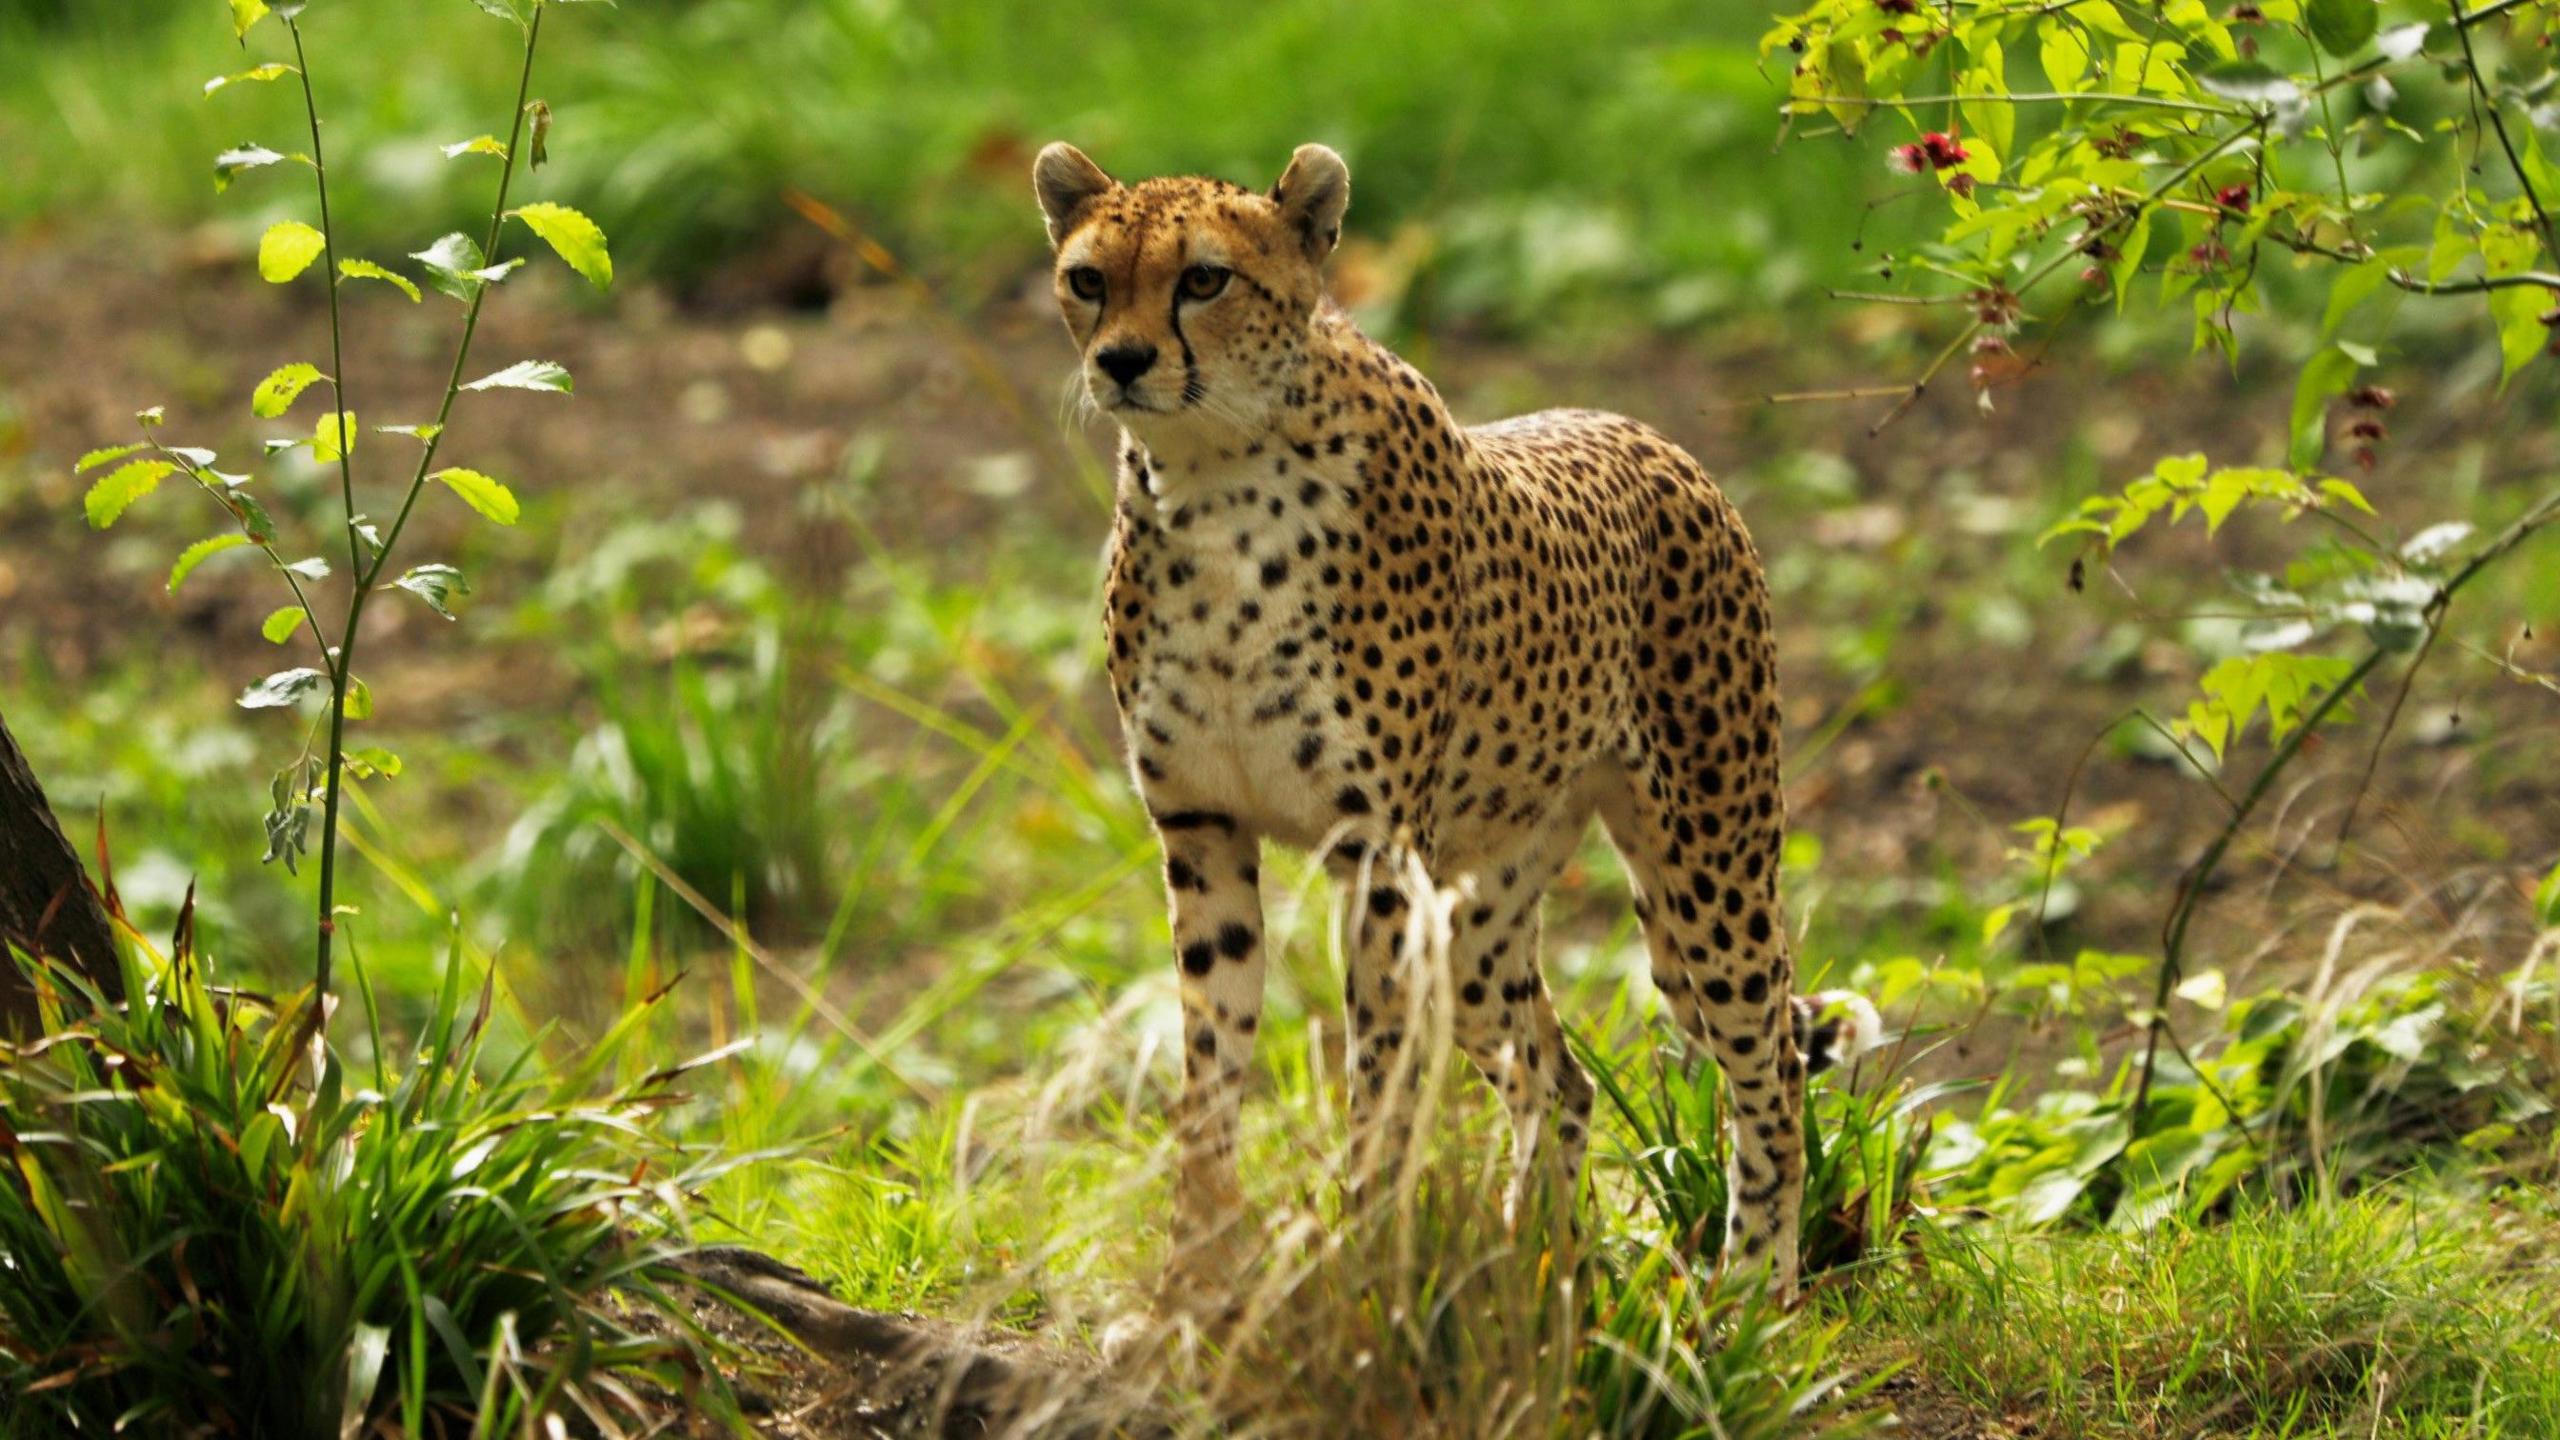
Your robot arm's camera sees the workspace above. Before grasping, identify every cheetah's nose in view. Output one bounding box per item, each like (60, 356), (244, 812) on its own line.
(1095, 341), (1159, 388)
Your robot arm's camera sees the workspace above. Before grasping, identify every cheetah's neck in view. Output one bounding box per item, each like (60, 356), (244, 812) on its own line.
(1121, 307), (1467, 528)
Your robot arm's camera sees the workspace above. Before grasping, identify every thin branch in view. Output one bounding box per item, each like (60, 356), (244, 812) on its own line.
(2450, 0), (2560, 262)
(287, 21), (361, 580)
(304, 5), (546, 1005)
(1797, 89), (2246, 118)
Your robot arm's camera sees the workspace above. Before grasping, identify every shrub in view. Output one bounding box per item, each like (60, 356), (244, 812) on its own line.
(0, 918), (742, 1436)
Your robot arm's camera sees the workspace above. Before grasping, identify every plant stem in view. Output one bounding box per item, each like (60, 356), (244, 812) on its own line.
(287, 19), (360, 579)
(2449, 0), (2560, 264)
(304, 5), (546, 1010)
(2127, 484), (2560, 1128)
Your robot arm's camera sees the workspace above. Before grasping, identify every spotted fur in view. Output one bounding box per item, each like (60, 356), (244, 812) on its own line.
(1037, 142), (1874, 1296)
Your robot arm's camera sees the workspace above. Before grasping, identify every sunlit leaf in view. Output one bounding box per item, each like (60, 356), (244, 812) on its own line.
(440, 135), (510, 161)
(204, 62), (294, 96)
(394, 563), (471, 619)
(346, 746), (403, 779)
(84, 459), (175, 528)
(433, 467), (520, 525)
(214, 145), (303, 192)
(2198, 61), (2301, 107)
(345, 677), (374, 720)
(312, 409), (358, 463)
(229, 0), (270, 41)
(168, 534), (250, 592)
(260, 605), (309, 644)
(508, 202), (612, 289)
(411, 232), (522, 302)
(257, 221), (327, 283)
(2400, 521), (2472, 565)
(238, 667), (328, 710)
(252, 362), (325, 419)
(2535, 858), (2560, 929)
(282, 556), (331, 581)
(2375, 22), (2429, 61)
(75, 442), (148, 474)
(462, 359), (572, 394)
(339, 259), (421, 303)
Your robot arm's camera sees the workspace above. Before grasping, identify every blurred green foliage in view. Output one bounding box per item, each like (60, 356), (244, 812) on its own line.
(0, 0), (1887, 325)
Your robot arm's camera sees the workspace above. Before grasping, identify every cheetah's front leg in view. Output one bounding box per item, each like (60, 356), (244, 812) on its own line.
(1154, 813), (1267, 1262)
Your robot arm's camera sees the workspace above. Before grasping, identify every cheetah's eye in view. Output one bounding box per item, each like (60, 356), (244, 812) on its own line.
(1066, 266), (1105, 301)
(1179, 264), (1231, 301)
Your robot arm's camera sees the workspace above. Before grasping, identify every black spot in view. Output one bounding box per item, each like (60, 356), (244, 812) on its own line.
(1180, 941), (1215, 976)
(1217, 921), (1255, 959)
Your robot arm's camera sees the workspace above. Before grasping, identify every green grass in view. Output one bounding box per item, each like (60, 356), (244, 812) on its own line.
(1841, 1192), (2560, 1438)
(0, 0), (1883, 327)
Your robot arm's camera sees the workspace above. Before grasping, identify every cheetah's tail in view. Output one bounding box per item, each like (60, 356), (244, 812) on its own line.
(1791, 990), (1884, 1076)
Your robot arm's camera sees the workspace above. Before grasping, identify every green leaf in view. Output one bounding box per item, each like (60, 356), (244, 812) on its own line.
(470, 0), (536, 23)
(168, 534), (250, 592)
(136, 405), (165, 428)
(312, 409), (358, 463)
(339, 259), (421, 303)
(204, 62), (294, 96)
(257, 220), (327, 283)
(2198, 61), (2301, 107)
(252, 362), (325, 418)
(2482, 225), (2552, 383)
(2289, 345), (2360, 470)
(346, 747), (404, 779)
(84, 459), (175, 528)
(345, 677), (374, 720)
(2318, 477), (2377, 515)
(75, 442), (148, 474)
(2306, 0), (2378, 58)
(214, 145), (302, 192)
(462, 359), (572, 394)
(282, 555), (332, 581)
(230, 0), (270, 40)
(440, 135), (510, 160)
(508, 202), (613, 289)
(410, 232), (522, 302)
(260, 605), (309, 644)
(2535, 859), (2560, 929)
(238, 667), (327, 710)
(433, 467), (520, 526)
(2039, 25), (2091, 91)
(394, 563), (471, 619)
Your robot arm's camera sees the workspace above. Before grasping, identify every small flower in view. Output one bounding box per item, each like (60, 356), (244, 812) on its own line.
(2231, 2), (2265, 20)
(2347, 385), (2395, 410)
(1879, 26), (1906, 45)
(2189, 239), (2230, 268)
(1888, 144), (1926, 175)
(2347, 418), (2388, 442)
(2081, 264), (2108, 286)
(1920, 131), (1970, 168)
(2214, 183), (2253, 214)
(1877, 0), (1920, 13)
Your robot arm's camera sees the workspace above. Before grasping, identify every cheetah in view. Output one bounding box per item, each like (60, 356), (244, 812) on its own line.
(1035, 141), (1879, 1296)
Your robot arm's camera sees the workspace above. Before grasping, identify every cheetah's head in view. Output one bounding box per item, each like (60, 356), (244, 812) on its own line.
(1034, 142), (1349, 447)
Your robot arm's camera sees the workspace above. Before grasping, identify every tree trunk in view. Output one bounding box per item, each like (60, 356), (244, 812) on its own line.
(0, 700), (121, 1033)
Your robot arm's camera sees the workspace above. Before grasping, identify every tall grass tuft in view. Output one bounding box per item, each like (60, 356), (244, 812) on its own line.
(0, 913), (746, 1438)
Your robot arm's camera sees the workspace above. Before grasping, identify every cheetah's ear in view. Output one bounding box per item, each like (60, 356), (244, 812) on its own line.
(1034, 143), (1116, 247)
(1270, 143), (1349, 261)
